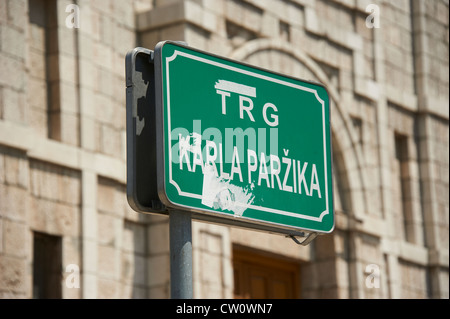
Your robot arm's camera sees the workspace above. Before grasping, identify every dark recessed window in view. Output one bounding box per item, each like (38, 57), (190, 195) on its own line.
(33, 231), (62, 299)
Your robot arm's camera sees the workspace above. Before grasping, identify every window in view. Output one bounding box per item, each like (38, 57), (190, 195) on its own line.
(351, 116), (363, 147)
(394, 133), (414, 243)
(33, 231), (62, 299)
(28, 0), (60, 140)
(279, 21), (291, 42)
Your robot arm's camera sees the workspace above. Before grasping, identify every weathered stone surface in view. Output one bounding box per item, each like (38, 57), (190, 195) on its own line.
(0, 0), (448, 299)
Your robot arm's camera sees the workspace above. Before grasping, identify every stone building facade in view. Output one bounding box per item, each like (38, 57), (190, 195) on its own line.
(0, 0), (448, 298)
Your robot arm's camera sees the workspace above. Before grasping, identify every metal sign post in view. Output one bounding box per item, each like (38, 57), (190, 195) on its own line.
(169, 210), (193, 299)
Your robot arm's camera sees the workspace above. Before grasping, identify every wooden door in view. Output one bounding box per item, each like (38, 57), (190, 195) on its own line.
(233, 248), (300, 299)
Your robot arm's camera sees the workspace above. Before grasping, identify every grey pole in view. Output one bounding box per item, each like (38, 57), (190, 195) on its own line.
(169, 209), (193, 299)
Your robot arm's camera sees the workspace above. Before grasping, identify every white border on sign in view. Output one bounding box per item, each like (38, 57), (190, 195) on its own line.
(165, 50), (330, 222)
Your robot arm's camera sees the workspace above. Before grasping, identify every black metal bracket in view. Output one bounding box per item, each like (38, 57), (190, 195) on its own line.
(287, 232), (318, 246)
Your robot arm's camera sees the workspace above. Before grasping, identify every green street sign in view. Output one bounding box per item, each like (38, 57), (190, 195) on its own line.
(154, 41), (334, 235)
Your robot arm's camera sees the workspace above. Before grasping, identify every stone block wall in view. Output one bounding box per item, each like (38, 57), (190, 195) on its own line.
(1, 0), (448, 299)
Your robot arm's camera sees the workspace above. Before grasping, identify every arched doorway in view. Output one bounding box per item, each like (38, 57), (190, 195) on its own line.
(229, 38), (368, 298)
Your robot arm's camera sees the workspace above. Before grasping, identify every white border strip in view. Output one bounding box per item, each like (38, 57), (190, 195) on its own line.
(214, 80), (257, 97)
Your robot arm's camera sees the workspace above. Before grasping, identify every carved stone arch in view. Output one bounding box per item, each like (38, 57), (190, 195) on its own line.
(229, 38), (369, 298)
(229, 38), (368, 219)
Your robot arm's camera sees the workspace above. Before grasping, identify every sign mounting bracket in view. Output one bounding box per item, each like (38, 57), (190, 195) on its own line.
(287, 232), (318, 246)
